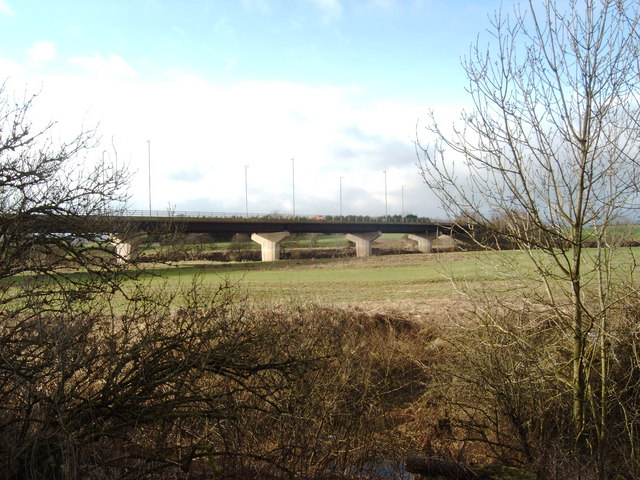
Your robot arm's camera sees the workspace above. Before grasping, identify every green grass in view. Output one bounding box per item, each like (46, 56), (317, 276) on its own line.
(128, 249), (530, 309)
(584, 224), (640, 242)
(126, 245), (640, 313)
(6, 237), (639, 316)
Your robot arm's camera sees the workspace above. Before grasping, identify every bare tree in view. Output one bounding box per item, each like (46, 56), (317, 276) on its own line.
(0, 82), (131, 309)
(417, 0), (640, 470)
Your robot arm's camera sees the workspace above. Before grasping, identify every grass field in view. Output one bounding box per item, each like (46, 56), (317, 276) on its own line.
(131, 240), (640, 320)
(132, 249), (531, 316)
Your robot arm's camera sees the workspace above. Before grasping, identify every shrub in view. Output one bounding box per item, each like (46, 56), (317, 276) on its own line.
(0, 281), (434, 479)
(422, 293), (640, 479)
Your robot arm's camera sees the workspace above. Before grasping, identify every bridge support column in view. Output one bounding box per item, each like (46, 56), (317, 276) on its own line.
(408, 232), (438, 253)
(251, 231), (290, 261)
(111, 234), (144, 263)
(346, 231), (381, 257)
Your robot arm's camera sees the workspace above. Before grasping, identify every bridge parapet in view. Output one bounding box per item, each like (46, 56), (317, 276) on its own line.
(118, 210), (450, 225)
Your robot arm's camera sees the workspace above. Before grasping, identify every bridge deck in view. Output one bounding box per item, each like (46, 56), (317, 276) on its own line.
(116, 216), (456, 235)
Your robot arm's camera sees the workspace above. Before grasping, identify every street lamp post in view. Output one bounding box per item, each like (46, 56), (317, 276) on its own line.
(339, 176), (343, 218)
(245, 165), (249, 218)
(383, 170), (388, 221)
(102, 150), (106, 184)
(401, 185), (406, 220)
(147, 140), (151, 216)
(291, 158), (295, 217)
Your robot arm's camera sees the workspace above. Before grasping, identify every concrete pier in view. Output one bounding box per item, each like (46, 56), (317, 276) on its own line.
(408, 232), (438, 253)
(251, 231), (290, 261)
(345, 231), (382, 257)
(110, 234), (144, 263)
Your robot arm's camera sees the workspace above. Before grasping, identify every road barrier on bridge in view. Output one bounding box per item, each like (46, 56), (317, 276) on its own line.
(119, 210), (450, 224)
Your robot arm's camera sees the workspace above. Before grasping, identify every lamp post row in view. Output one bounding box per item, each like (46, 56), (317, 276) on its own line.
(144, 144), (403, 218)
(245, 164), (249, 218)
(147, 140), (151, 216)
(244, 167), (402, 219)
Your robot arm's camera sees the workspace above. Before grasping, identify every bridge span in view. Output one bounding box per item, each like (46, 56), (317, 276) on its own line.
(112, 213), (459, 261)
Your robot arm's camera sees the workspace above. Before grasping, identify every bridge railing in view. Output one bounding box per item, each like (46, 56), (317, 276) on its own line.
(118, 210), (451, 224)
(122, 210), (246, 219)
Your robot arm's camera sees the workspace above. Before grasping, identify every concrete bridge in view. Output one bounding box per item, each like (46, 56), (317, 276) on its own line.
(111, 213), (459, 262)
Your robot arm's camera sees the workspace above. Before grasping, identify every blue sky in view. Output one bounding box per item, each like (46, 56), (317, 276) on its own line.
(0, 0), (513, 218)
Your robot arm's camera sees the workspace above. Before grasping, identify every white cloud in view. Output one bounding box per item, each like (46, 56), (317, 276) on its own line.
(0, 57), (22, 75)
(68, 54), (136, 79)
(0, 65), (448, 218)
(0, 0), (13, 15)
(27, 41), (56, 64)
(170, 167), (205, 182)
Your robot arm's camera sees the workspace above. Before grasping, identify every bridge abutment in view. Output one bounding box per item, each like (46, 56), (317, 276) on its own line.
(251, 231), (290, 261)
(346, 231), (382, 257)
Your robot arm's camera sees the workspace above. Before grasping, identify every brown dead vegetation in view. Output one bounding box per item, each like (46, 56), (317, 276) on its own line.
(0, 279), (444, 480)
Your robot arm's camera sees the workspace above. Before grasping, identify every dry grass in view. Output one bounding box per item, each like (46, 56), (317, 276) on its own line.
(132, 249), (537, 326)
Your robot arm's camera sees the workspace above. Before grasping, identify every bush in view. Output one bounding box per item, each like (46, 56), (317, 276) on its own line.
(0, 281), (434, 479)
(422, 293), (640, 479)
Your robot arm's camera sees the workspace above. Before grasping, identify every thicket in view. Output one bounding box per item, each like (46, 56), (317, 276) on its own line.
(414, 287), (640, 479)
(0, 279), (437, 479)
